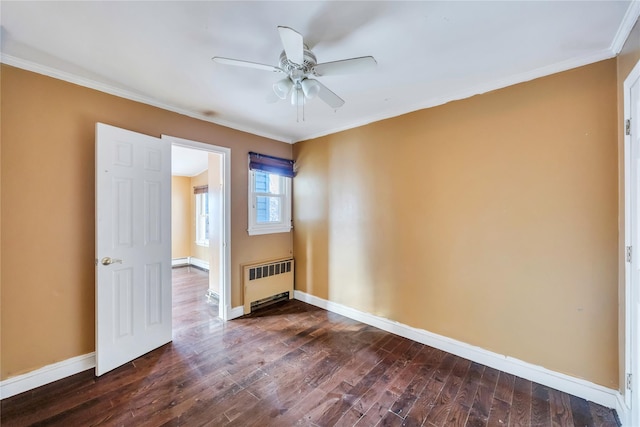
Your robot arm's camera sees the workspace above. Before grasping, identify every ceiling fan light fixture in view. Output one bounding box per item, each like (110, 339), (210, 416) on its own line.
(300, 78), (320, 99)
(273, 78), (293, 99)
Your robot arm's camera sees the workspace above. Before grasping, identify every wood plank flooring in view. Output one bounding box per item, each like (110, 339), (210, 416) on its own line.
(1, 266), (620, 426)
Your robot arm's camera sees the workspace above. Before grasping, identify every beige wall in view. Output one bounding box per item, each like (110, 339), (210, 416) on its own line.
(293, 59), (619, 388)
(172, 163), (221, 273)
(2, 25), (636, 389)
(171, 176), (191, 259)
(0, 65), (293, 379)
(617, 18), (640, 391)
(173, 154), (223, 296)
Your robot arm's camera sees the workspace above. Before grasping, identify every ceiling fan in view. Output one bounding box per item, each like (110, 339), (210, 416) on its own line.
(212, 26), (377, 110)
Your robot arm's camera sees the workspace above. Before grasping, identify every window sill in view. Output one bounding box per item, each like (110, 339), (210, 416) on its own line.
(195, 241), (210, 247)
(247, 225), (292, 236)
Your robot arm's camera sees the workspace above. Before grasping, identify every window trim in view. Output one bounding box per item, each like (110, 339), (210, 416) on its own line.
(248, 169), (292, 236)
(195, 192), (209, 247)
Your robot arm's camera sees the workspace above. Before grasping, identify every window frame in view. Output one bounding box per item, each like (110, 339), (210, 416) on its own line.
(248, 169), (292, 236)
(195, 192), (209, 247)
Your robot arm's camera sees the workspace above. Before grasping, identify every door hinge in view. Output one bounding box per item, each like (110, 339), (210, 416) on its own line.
(627, 119), (632, 136)
(627, 246), (633, 263)
(627, 373), (632, 390)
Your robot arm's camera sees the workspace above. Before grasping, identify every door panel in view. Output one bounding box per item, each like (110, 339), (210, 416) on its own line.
(95, 123), (172, 376)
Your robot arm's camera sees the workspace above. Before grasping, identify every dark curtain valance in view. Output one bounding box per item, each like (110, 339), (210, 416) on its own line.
(193, 185), (208, 195)
(249, 152), (295, 178)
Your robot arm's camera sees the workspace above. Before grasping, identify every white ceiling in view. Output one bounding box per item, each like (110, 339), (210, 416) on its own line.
(172, 145), (209, 177)
(1, 1), (638, 144)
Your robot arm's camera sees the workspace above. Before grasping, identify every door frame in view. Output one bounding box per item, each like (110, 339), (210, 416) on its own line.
(162, 135), (232, 321)
(624, 58), (640, 424)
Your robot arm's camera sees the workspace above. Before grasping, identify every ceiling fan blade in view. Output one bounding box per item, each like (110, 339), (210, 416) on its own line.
(212, 57), (283, 73)
(313, 56), (377, 76)
(277, 26), (304, 65)
(314, 80), (345, 109)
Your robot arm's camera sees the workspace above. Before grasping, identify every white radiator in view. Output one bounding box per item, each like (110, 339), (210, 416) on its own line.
(243, 258), (294, 314)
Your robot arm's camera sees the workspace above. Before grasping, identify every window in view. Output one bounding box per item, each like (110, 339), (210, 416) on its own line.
(248, 152), (293, 236)
(195, 191), (209, 246)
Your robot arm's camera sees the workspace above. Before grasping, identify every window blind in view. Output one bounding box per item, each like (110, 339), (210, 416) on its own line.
(193, 185), (208, 194)
(248, 152), (294, 178)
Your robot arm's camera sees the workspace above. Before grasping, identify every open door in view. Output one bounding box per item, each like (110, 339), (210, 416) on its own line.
(95, 123), (172, 376)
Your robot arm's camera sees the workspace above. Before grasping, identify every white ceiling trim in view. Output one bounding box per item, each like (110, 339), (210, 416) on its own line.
(298, 47), (617, 143)
(172, 167), (208, 178)
(0, 53), (293, 144)
(0, 25), (627, 145)
(610, 0), (640, 54)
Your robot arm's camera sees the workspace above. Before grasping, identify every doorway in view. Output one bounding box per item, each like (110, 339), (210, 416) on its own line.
(164, 135), (231, 321)
(624, 58), (640, 425)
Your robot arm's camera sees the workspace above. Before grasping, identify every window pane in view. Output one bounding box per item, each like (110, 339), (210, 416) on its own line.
(255, 171), (269, 192)
(269, 174), (281, 194)
(195, 193), (210, 245)
(256, 196), (281, 223)
(254, 171), (282, 195)
(204, 193), (209, 238)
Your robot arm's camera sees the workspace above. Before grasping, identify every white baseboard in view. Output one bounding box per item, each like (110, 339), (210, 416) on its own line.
(2, 294), (626, 423)
(172, 257), (189, 267)
(227, 306), (245, 320)
(0, 301), (241, 400)
(294, 291), (623, 414)
(172, 257), (209, 270)
(616, 392), (630, 426)
(189, 257), (209, 271)
(0, 353), (95, 400)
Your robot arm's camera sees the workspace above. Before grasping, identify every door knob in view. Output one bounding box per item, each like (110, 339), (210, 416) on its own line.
(101, 257), (123, 265)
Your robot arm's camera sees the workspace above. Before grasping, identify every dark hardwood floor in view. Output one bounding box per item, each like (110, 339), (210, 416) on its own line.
(1, 266), (619, 426)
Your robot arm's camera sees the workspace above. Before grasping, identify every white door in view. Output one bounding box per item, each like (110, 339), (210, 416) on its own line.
(626, 59), (640, 425)
(95, 123), (172, 376)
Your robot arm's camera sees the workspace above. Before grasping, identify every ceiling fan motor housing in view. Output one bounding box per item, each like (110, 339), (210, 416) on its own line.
(279, 46), (317, 82)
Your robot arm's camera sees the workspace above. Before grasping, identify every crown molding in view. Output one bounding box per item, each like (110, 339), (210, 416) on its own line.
(611, 1), (640, 55)
(1, 37), (623, 146)
(295, 48), (615, 143)
(0, 53), (293, 144)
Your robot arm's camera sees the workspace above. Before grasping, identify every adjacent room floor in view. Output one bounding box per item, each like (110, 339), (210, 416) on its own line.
(1, 267), (619, 426)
